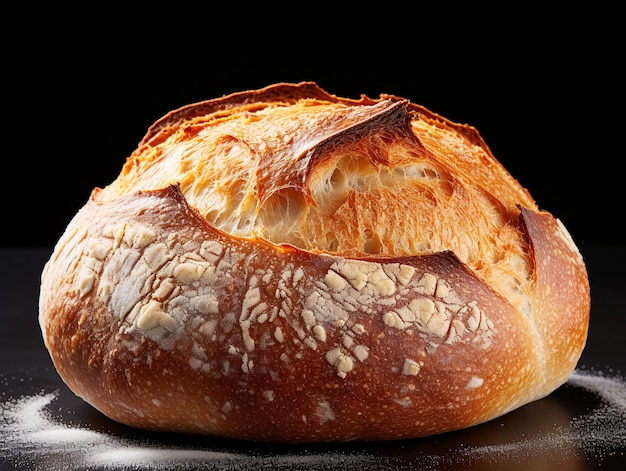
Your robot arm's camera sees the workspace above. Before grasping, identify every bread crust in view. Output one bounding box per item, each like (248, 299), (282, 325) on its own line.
(39, 82), (590, 442)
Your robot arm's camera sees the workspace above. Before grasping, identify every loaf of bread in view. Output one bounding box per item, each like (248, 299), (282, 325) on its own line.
(39, 82), (590, 442)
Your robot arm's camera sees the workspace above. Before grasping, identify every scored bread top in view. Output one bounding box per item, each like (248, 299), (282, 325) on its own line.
(98, 82), (537, 315)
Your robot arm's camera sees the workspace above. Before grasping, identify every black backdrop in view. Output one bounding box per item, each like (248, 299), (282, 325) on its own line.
(5, 7), (622, 248)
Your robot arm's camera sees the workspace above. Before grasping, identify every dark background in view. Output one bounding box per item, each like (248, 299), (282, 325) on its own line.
(3, 9), (625, 470)
(4, 7), (623, 248)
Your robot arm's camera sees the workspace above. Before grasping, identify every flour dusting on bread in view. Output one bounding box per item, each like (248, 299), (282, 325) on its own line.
(39, 82), (590, 442)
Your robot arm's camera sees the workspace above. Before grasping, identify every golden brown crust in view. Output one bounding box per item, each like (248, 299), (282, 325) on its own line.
(39, 82), (590, 442)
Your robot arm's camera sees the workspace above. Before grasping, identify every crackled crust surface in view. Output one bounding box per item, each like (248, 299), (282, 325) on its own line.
(39, 82), (590, 442)
(99, 83), (539, 316)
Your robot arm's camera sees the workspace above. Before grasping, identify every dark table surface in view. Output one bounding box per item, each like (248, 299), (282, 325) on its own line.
(1, 246), (625, 471)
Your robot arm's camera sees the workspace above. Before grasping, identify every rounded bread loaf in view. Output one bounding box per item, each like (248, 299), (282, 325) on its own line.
(39, 82), (590, 442)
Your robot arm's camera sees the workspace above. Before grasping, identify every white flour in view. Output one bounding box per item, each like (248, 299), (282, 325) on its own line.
(1, 369), (624, 470)
(451, 369), (626, 467)
(0, 391), (381, 470)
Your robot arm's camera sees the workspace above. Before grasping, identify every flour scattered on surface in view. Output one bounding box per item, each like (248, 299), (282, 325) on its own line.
(0, 391), (382, 470)
(1, 369), (625, 470)
(455, 369), (626, 465)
